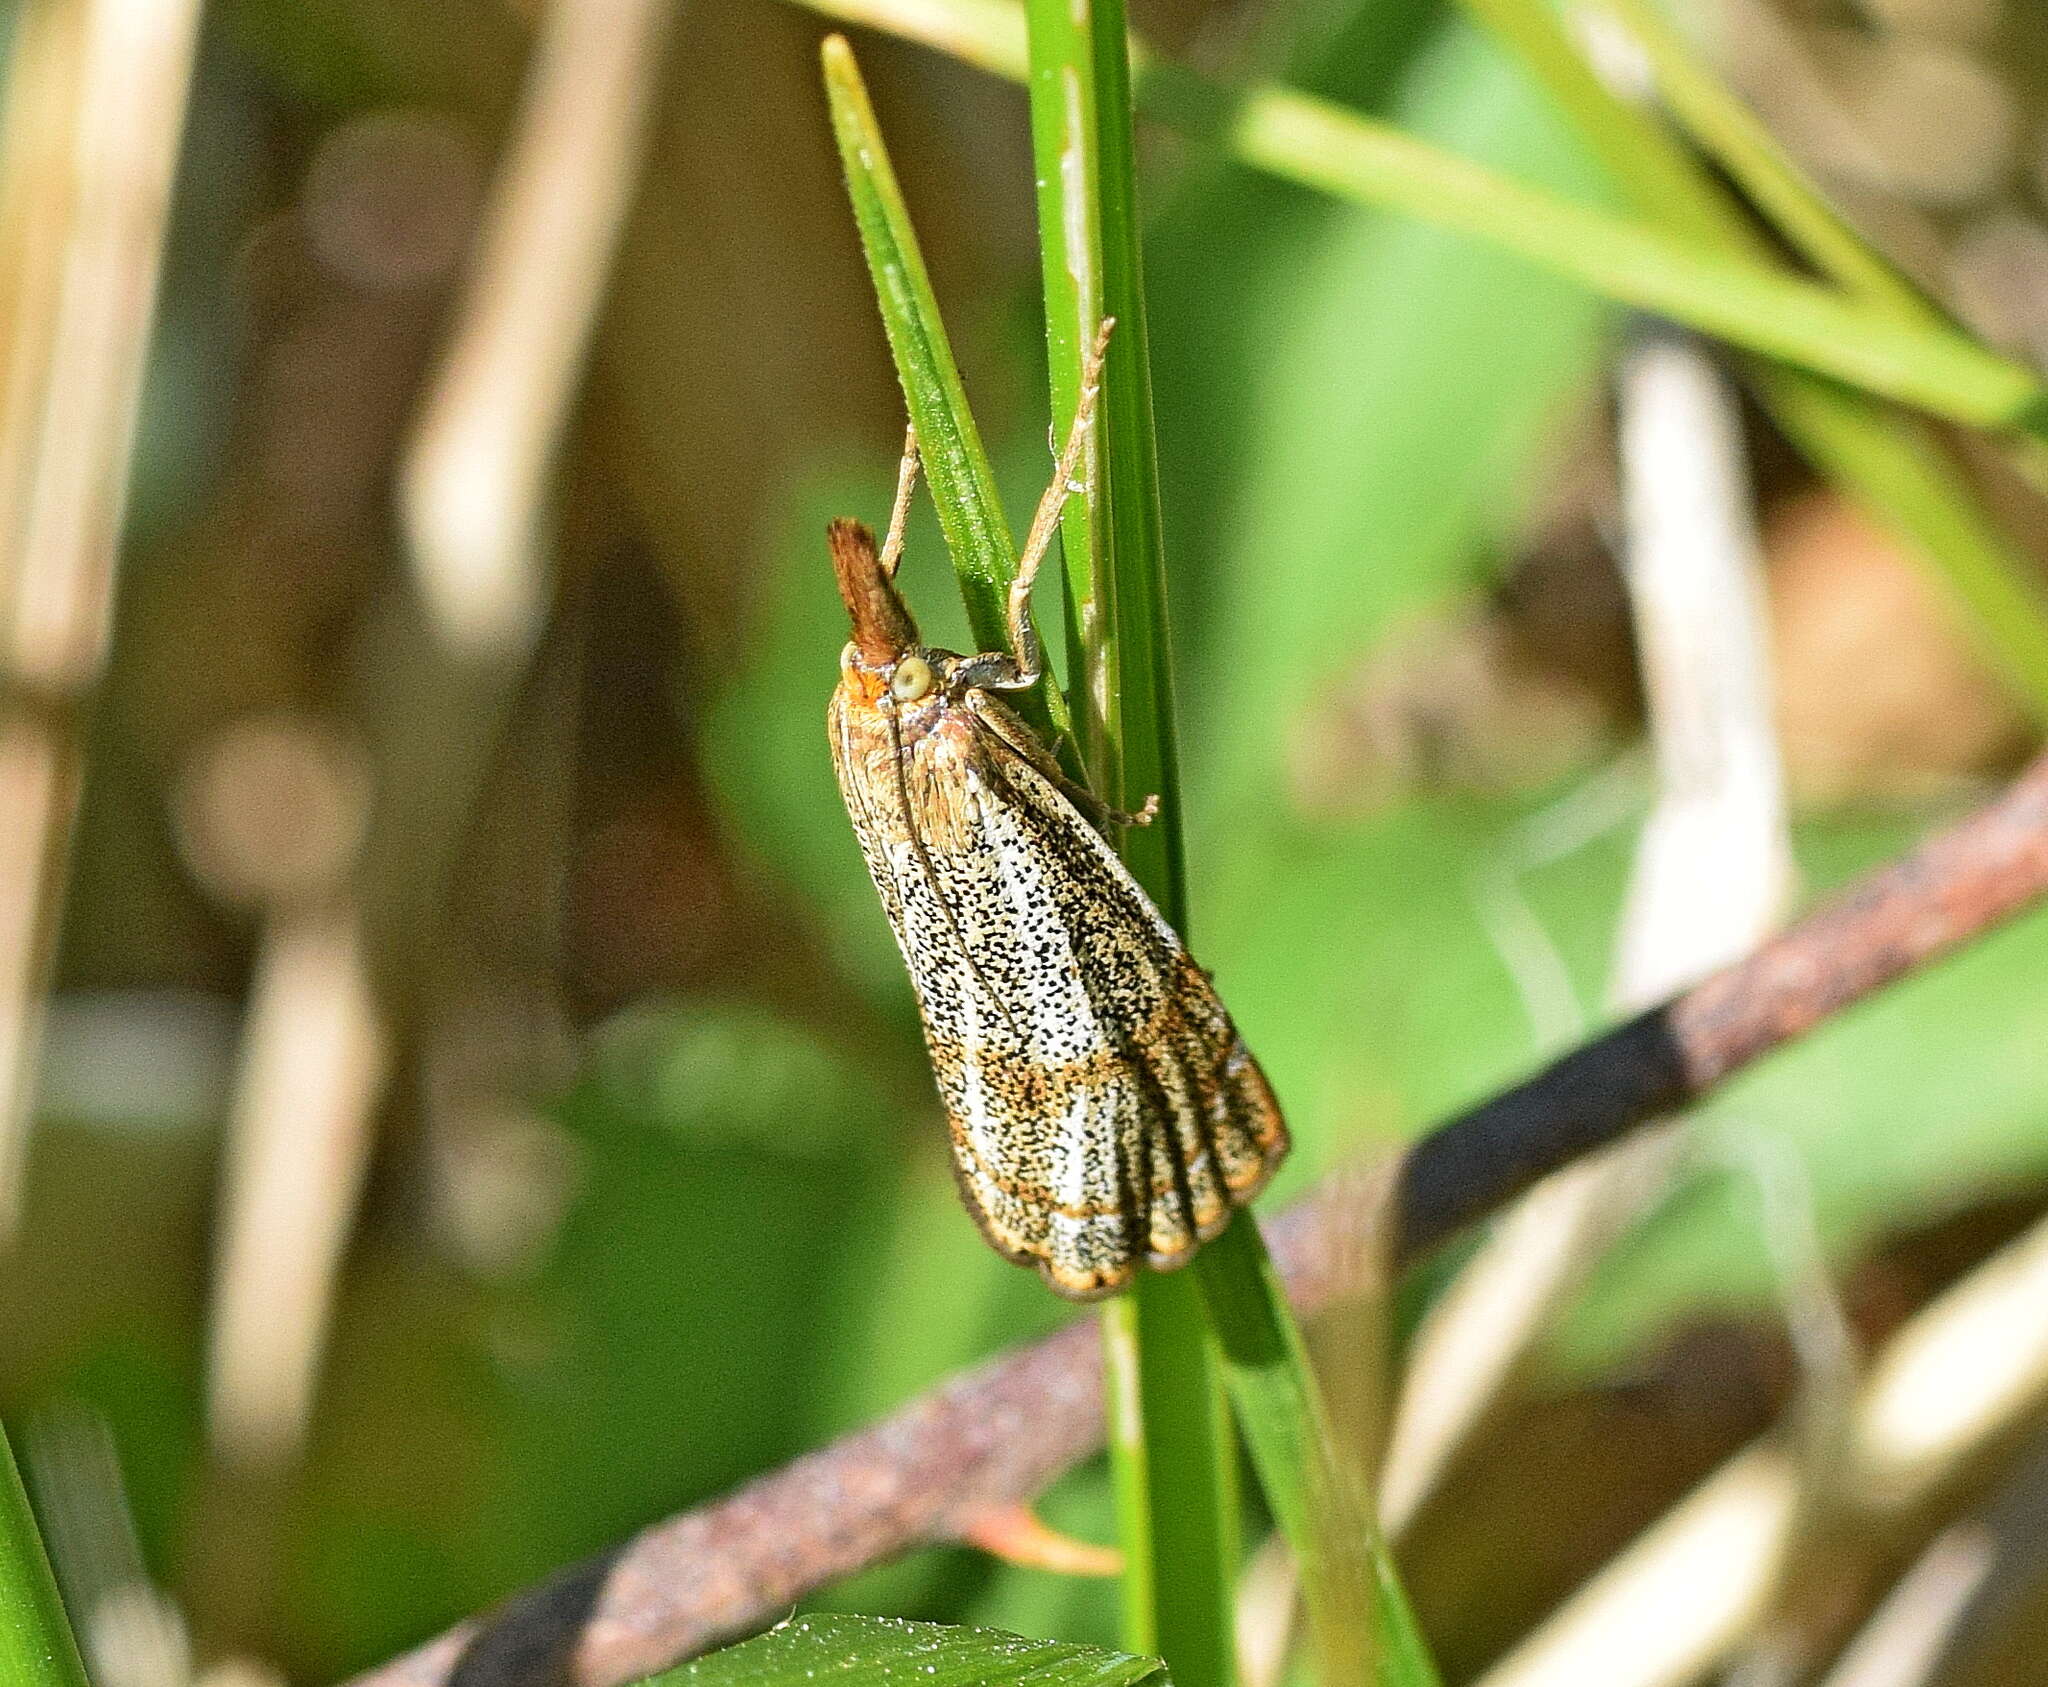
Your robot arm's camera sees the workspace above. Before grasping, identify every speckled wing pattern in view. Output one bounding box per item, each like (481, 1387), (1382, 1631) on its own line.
(829, 679), (1288, 1300)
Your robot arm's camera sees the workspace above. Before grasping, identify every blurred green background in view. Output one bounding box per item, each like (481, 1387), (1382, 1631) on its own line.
(7, 0), (2048, 1682)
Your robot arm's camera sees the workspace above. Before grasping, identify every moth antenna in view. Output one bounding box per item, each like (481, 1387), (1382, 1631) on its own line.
(829, 516), (918, 664)
(879, 424), (919, 579)
(1008, 318), (1116, 671)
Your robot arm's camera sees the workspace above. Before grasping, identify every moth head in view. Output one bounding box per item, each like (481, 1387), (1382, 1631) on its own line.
(828, 516), (918, 668)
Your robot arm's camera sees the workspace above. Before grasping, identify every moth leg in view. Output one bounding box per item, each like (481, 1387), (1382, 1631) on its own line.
(1034, 764), (1146, 835)
(999, 317), (1116, 689)
(878, 424), (920, 580)
(968, 695), (1155, 834)
(1045, 783), (1156, 833)
(1071, 787), (1157, 833)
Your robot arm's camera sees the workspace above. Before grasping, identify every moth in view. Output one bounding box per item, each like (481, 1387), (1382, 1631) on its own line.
(826, 323), (1289, 1300)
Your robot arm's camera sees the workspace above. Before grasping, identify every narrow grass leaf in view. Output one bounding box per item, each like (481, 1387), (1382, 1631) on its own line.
(1195, 1222), (1442, 1687)
(0, 1424), (90, 1687)
(1021, 1), (1448, 1680)
(1022, 0), (1234, 1676)
(1444, 0), (2048, 713)
(1585, 0), (1937, 322)
(1227, 89), (2044, 432)
(820, 36), (1067, 741)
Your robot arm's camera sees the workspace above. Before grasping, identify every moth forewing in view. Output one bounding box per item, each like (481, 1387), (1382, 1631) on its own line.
(826, 520), (1287, 1299)
(952, 700), (1289, 1272)
(826, 359), (1288, 1299)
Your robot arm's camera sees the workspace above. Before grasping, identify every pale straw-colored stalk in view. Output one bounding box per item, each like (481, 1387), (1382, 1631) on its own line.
(0, 0), (203, 1236)
(1811, 1522), (1996, 1687)
(1381, 333), (1791, 1534)
(398, 0), (675, 661)
(1476, 1207), (2048, 1687)
(182, 715), (383, 1467)
(206, 911), (387, 1464)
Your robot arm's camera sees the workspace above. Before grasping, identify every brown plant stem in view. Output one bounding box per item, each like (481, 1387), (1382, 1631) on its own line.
(349, 750), (2048, 1687)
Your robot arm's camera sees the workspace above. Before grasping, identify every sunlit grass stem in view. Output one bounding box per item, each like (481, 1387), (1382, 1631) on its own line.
(0, 1423), (90, 1687)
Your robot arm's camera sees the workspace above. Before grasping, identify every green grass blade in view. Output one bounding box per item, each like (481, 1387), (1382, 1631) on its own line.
(1064, 0), (1184, 914)
(1442, 0), (1725, 243)
(1194, 1224), (1441, 1687)
(820, 36), (1068, 741)
(1564, 0), (2048, 554)
(0, 1423), (90, 1687)
(797, 0), (2048, 715)
(1023, 0), (1115, 802)
(1023, 1), (1445, 1680)
(1022, 0), (1234, 1679)
(1096, 1297), (1158, 1656)
(1441, 0), (2048, 717)
(822, 35), (1013, 639)
(1224, 89), (2042, 432)
(1100, 1286), (1235, 1679)
(1588, 0), (1936, 321)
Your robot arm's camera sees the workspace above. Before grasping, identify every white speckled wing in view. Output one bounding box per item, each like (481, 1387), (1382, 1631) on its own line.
(829, 680), (1287, 1299)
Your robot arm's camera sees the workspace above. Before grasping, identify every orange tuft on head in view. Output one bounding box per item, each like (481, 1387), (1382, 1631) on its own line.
(829, 517), (918, 665)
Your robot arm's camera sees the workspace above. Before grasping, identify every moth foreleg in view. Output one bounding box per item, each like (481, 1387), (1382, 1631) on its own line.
(879, 424), (920, 580)
(1006, 318), (1116, 684)
(1066, 784), (1158, 835)
(966, 696), (1155, 837)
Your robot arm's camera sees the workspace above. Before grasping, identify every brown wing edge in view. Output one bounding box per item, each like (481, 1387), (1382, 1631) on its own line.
(1135, 990), (1291, 1278)
(938, 1137), (1136, 1302)
(938, 1059), (1288, 1302)
(940, 922), (1291, 1302)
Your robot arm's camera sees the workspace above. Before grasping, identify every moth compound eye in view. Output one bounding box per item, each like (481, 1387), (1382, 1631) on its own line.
(890, 655), (935, 702)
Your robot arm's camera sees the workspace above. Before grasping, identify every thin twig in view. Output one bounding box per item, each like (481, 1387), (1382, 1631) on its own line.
(348, 750), (2048, 1687)
(205, 912), (385, 1466)
(179, 716), (381, 1469)
(1818, 1427), (2048, 1687)
(1812, 1523), (1995, 1687)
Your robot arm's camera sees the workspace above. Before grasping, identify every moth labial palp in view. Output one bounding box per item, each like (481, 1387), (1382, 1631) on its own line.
(824, 319), (1288, 1300)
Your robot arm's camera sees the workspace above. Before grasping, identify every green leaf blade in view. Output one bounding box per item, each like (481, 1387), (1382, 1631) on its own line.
(644, 1613), (1170, 1687)
(1022, 1), (1233, 1680)
(1196, 1222), (1443, 1687)
(1023, 2), (1448, 1683)
(820, 36), (1017, 652)
(0, 1425), (91, 1687)
(820, 33), (1069, 744)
